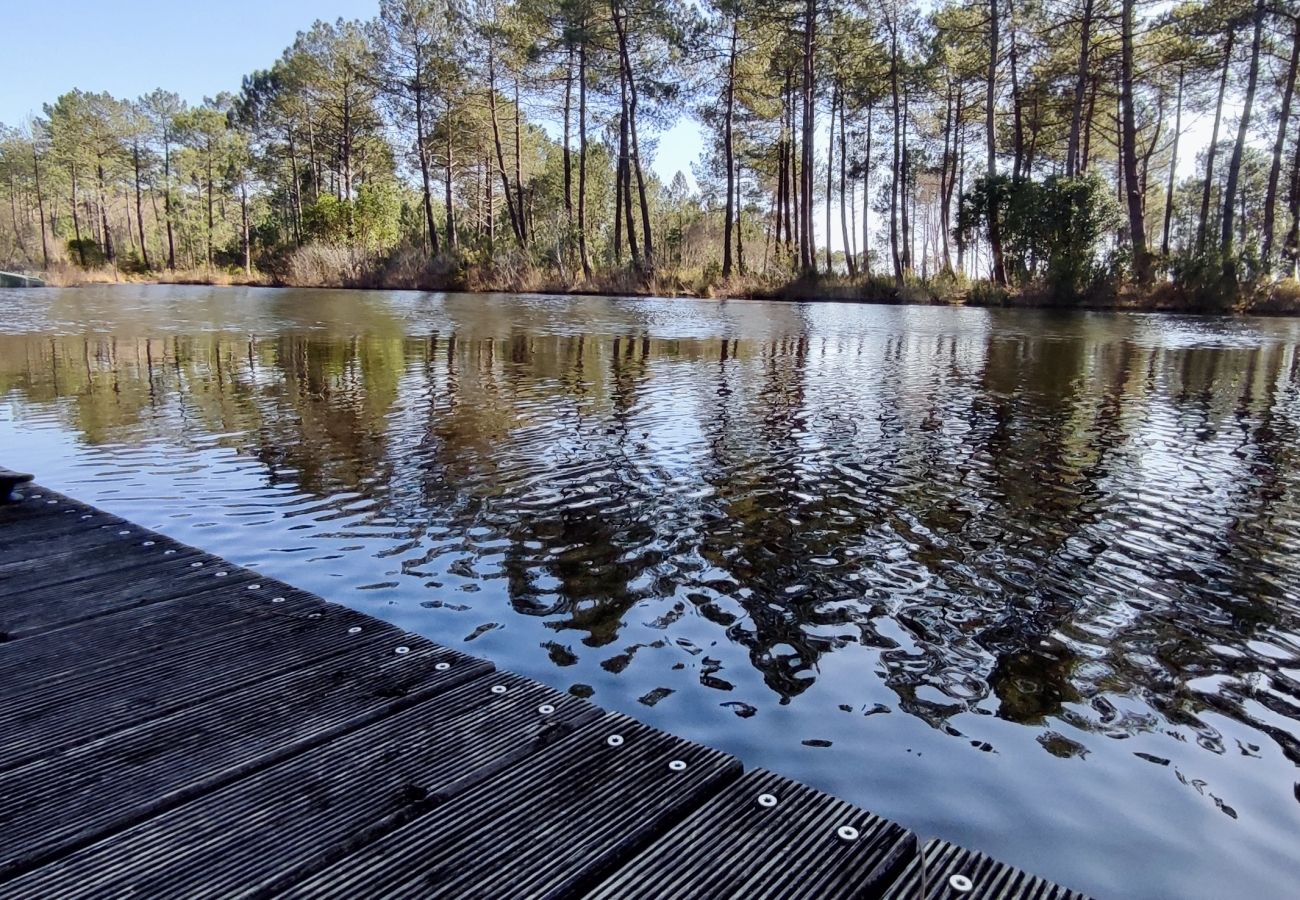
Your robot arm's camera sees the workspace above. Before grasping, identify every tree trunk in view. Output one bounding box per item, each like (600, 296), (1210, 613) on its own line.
(563, 44), (574, 221)
(96, 161), (115, 264)
(901, 89), (912, 275)
(890, 27), (903, 286)
(1081, 74), (1098, 173)
(1285, 123), (1300, 276)
(616, 61), (641, 271)
(1121, 0), (1152, 283)
(722, 17), (737, 279)
(863, 100), (872, 276)
(1008, 0), (1025, 181)
(986, 0), (1007, 284)
(840, 84), (856, 278)
(205, 148), (214, 270)
(1263, 17), (1300, 270)
(940, 85), (956, 274)
(1162, 66), (1184, 257)
(1197, 30), (1235, 255)
(414, 80), (440, 255)
(487, 49), (524, 248)
(32, 143), (49, 269)
(513, 77), (526, 245)
(735, 160), (746, 275)
(577, 39), (591, 279)
(1221, 1), (1265, 262)
(288, 129), (303, 246)
(800, 0), (816, 275)
(240, 179), (251, 275)
(163, 135), (176, 269)
(826, 85), (835, 273)
(612, 2), (652, 268)
(70, 162), (85, 267)
(1066, 0), (1094, 177)
(445, 106), (457, 249)
(133, 141), (150, 269)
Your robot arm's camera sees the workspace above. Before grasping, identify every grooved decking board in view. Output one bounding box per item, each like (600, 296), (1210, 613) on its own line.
(0, 640), (491, 880)
(879, 840), (1089, 900)
(0, 536), (206, 599)
(0, 510), (128, 558)
(280, 714), (744, 899)
(0, 674), (597, 899)
(583, 768), (916, 900)
(0, 582), (410, 769)
(0, 493), (135, 554)
(0, 557), (264, 639)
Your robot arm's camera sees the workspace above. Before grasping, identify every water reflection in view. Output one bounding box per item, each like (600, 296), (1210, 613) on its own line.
(2, 287), (1300, 898)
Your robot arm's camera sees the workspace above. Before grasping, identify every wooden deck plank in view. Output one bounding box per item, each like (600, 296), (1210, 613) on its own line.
(279, 714), (743, 899)
(0, 557), (267, 640)
(583, 768), (915, 900)
(0, 640), (490, 881)
(0, 537), (207, 599)
(0, 583), (413, 769)
(0, 674), (597, 899)
(879, 839), (1089, 899)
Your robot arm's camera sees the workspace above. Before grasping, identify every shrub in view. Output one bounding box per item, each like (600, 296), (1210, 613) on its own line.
(959, 173), (1119, 301)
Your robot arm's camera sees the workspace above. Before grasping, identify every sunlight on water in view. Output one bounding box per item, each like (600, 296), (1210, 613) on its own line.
(3, 285), (1300, 898)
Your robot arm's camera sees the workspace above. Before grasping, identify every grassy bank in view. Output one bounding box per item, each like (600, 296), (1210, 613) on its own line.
(27, 258), (1300, 317)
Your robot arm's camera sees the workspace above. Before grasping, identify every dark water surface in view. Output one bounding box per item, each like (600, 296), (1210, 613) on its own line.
(3, 286), (1299, 897)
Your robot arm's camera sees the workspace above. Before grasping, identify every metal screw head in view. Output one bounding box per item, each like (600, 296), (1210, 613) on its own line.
(491, 685), (508, 695)
(271, 596), (286, 603)
(81, 515), (92, 520)
(47, 499), (57, 505)
(668, 760), (687, 772)
(164, 549), (176, 555)
(348, 626), (362, 634)
(214, 571), (228, 577)
(836, 826), (860, 842)
(948, 874), (973, 893)
(307, 612), (322, 619)
(118, 530), (130, 535)
(248, 584), (261, 590)
(191, 562), (204, 568)
(395, 646), (411, 655)
(434, 662), (451, 671)
(142, 540), (155, 547)
(757, 794), (778, 809)
(31, 494), (42, 499)
(538, 704), (556, 715)
(606, 735), (625, 748)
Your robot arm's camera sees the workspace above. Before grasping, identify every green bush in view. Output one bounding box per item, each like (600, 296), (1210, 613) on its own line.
(959, 173), (1120, 301)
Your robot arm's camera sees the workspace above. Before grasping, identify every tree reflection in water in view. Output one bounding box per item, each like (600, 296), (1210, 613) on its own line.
(3, 288), (1300, 899)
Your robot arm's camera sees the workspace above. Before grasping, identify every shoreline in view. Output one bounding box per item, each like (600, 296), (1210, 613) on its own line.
(18, 272), (1300, 318)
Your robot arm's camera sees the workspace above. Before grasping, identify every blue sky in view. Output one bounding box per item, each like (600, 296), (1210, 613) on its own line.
(1, 1), (374, 123)
(0, 0), (704, 185)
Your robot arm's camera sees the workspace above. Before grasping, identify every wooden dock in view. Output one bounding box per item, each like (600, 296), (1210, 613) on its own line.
(0, 483), (1087, 899)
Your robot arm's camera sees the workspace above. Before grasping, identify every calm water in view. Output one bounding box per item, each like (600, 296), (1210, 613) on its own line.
(3, 286), (1300, 897)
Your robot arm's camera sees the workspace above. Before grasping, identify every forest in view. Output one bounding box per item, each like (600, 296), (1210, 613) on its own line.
(1, 0), (1299, 311)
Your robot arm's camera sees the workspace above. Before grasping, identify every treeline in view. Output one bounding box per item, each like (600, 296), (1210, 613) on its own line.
(1, 0), (1299, 309)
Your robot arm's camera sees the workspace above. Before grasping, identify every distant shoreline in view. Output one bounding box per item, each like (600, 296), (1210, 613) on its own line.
(20, 270), (1300, 318)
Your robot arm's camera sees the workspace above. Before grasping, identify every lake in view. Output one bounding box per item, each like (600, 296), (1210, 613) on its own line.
(2, 285), (1298, 898)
